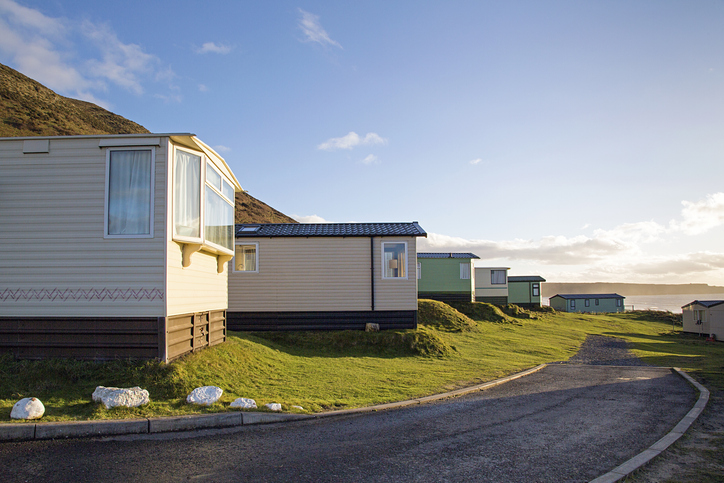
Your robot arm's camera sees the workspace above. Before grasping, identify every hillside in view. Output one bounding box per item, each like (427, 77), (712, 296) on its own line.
(0, 63), (149, 136)
(542, 282), (724, 297)
(0, 62), (296, 224)
(235, 191), (297, 224)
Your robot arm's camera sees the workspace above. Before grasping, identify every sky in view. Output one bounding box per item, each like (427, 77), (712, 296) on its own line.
(1, 0), (724, 286)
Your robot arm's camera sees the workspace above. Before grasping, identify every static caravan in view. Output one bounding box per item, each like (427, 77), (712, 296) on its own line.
(417, 253), (479, 303)
(228, 222), (427, 330)
(0, 134), (242, 361)
(508, 275), (546, 308)
(682, 300), (724, 339)
(474, 267), (510, 305)
(549, 294), (625, 314)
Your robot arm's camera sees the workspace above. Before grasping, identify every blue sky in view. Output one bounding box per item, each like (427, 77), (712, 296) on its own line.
(2, 0), (724, 285)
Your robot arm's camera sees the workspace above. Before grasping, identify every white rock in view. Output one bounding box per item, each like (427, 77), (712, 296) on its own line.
(292, 405), (304, 410)
(187, 386), (223, 406)
(10, 397), (45, 420)
(230, 397), (257, 409)
(92, 386), (150, 409)
(265, 403), (282, 411)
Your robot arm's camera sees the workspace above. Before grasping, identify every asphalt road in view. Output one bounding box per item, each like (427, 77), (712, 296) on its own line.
(0, 364), (694, 483)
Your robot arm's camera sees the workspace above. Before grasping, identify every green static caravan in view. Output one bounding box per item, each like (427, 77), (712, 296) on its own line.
(682, 300), (724, 340)
(475, 267), (510, 305)
(549, 293), (625, 314)
(227, 222), (427, 331)
(0, 134), (242, 361)
(417, 253), (480, 303)
(508, 275), (546, 308)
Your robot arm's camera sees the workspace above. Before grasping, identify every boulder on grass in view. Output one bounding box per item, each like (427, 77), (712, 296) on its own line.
(10, 397), (45, 420)
(265, 403), (282, 411)
(230, 397), (257, 409)
(92, 386), (150, 409)
(187, 386), (223, 406)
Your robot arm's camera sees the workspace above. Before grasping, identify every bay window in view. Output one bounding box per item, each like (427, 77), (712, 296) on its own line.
(173, 147), (235, 257)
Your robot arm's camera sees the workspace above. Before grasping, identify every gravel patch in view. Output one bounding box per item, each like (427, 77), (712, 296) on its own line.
(557, 334), (652, 366)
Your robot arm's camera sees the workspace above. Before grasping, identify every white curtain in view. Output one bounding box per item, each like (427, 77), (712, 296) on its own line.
(205, 186), (233, 250)
(108, 150), (152, 235)
(174, 150), (201, 237)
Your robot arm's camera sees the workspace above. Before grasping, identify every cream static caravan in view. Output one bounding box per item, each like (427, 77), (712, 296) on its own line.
(0, 134), (242, 361)
(227, 222), (427, 330)
(682, 300), (724, 340)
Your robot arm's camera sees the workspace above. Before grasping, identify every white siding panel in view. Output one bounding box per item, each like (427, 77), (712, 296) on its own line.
(166, 242), (229, 316)
(228, 237), (418, 312)
(0, 138), (167, 317)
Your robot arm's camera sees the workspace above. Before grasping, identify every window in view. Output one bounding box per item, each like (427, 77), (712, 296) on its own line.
(174, 149), (201, 238)
(382, 242), (407, 279)
(585, 299), (590, 307)
(173, 148), (235, 254)
(616, 298), (622, 307)
(460, 263), (471, 280)
(491, 270), (506, 285)
(595, 299), (599, 306)
(205, 164), (234, 251)
(570, 300), (576, 310)
(234, 244), (258, 272)
(106, 149), (154, 237)
(532, 283), (540, 297)
(417, 262), (421, 280)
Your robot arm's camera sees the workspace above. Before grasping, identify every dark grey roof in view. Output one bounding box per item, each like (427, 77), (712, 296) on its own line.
(417, 252), (480, 259)
(508, 276), (546, 283)
(235, 222), (427, 238)
(682, 300), (724, 309)
(550, 293), (624, 300)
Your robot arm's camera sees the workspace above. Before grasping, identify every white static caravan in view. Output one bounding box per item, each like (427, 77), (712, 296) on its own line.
(474, 267), (510, 305)
(682, 300), (724, 340)
(227, 223), (427, 330)
(0, 134), (242, 361)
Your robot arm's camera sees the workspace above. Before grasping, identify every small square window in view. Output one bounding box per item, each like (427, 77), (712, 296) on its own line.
(460, 263), (471, 280)
(234, 244), (258, 272)
(491, 270), (506, 284)
(532, 283), (540, 297)
(382, 242), (407, 279)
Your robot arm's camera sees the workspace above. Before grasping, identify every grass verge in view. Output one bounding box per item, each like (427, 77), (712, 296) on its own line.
(0, 301), (721, 423)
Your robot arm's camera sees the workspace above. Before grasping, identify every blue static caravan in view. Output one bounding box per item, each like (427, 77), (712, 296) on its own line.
(549, 293), (625, 313)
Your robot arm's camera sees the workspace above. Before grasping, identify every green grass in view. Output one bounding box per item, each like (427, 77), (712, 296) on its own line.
(0, 301), (721, 422)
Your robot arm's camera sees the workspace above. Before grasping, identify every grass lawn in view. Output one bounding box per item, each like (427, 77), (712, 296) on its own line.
(0, 300), (721, 422)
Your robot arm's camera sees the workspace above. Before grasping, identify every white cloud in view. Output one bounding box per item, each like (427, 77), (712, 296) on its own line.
(0, 0), (173, 104)
(469, 158), (483, 165)
(292, 214), (331, 223)
(198, 84), (208, 92)
(362, 154), (379, 165)
(298, 9), (342, 48)
(670, 192), (724, 235)
(318, 132), (388, 151)
(213, 145), (231, 153)
(194, 42), (232, 54)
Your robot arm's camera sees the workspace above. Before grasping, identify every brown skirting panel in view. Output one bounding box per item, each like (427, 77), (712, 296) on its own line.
(475, 296), (509, 306)
(0, 316), (161, 360)
(0, 310), (227, 361)
(419, 292), (474, 303)
(166, 310), (226, 362)
(227, 310), (417, 331)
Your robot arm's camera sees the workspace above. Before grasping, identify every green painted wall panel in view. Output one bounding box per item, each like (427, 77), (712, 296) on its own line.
(417, 258), (474, 294)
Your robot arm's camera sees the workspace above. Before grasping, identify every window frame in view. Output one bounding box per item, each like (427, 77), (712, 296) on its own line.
(381, 241), (408, 280)
(104, 147), (155, 239)
(460, 262), (471, 280)
(490, 270), (506, 285)
(233, 243), (259, 273)
(532, 283), (540, 297)
(585, 299), (590, 307)
(417, 262), (421, 280)
(570, 299), (576, 310)
(172, 146), (235, 256)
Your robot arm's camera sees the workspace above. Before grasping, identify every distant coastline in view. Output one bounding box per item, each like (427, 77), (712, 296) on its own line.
(541, 282), (724, 298)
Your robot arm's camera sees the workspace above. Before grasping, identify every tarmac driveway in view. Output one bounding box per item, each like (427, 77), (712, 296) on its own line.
(0, 339), (696, 482)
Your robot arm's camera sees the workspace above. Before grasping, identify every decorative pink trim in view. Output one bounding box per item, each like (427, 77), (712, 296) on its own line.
(0, 288), (164, 302)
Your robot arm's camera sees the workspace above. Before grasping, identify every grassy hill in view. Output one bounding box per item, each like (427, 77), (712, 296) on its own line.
(0, 62), (296, 224)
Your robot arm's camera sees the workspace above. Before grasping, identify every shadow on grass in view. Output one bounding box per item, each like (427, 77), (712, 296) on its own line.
(604, 330), (724, 390)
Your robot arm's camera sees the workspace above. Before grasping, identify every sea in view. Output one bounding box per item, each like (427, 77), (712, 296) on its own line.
(542, 293), (724, 313)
